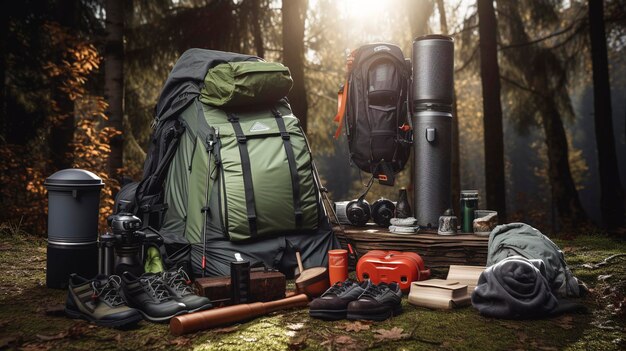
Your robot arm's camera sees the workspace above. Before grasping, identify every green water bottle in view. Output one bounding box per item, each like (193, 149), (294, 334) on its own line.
(460, 190), (479, 233)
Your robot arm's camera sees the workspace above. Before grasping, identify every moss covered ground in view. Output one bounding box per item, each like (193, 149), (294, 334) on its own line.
(0, 230), (624, 351)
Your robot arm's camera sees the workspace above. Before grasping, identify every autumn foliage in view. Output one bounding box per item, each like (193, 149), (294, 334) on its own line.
(0, 22), (119, 235)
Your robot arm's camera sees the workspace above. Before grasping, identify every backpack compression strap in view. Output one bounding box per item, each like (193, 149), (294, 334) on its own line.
(271, 108), (303, 228)
(333, 51), (355, 139)
(226, 113), (258, 237)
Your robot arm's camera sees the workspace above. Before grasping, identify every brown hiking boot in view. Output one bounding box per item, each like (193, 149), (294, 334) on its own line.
(65, 274), (142, 328)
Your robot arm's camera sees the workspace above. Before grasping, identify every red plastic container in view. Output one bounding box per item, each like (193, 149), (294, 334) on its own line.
(356, 250), (431, 293)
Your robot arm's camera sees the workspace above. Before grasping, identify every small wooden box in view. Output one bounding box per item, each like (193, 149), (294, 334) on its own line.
(194, 269), (286, 306)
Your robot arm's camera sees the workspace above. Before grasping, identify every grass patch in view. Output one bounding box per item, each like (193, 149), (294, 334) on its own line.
(0, 231), (624, 350)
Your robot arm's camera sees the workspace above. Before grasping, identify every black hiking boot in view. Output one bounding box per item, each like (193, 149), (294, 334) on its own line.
(161, 267), (212, 313)
(309, 279), (372, 320)
(121, 271), (188, 322)
(347, 282), (403, 321)
(65, 274), (142, 328)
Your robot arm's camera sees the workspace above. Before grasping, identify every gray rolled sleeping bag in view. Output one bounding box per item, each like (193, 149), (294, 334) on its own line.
(471, 256), (585, 319)
(487, 223), (585, 297)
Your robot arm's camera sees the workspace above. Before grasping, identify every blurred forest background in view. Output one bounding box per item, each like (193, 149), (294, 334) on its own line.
(0, 0), (624, 236)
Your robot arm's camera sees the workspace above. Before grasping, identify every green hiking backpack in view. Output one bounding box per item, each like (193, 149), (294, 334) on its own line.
(177, 99), (319, 242)
(115, 49), (337, 277)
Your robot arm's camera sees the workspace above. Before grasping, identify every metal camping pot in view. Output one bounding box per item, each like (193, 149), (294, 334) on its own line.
(44, 169), (104, 289)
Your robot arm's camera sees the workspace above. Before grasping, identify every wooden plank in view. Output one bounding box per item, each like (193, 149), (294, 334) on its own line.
(334, 224), (489, 268)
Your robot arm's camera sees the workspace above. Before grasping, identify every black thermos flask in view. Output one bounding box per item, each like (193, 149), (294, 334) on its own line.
(230, 260), (250, 305)
(411, 35), (454, 228)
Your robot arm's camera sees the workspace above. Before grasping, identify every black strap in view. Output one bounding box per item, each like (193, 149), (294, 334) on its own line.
(227, 113), (258, 237)
(272, 108), (303, 227)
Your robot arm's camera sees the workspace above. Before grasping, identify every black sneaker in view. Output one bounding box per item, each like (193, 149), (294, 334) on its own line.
(161, 267), (212, 313)
(65, 274), (142, 328)
(309, 279), (372, 320)
(347, 282), (403, 321)
(121, 272), (188, 322)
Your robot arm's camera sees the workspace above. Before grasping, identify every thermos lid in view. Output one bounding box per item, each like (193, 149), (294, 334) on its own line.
(460, 190), (479, 199)
(44, 168), (104, 188)
(414, 34), (454, 42)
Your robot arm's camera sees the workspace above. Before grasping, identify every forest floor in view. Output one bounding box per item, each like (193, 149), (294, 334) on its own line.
(0, 227), (624, 351)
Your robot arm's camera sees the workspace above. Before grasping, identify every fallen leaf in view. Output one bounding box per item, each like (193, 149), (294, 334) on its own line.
(36, 331), (69, 341)
(337, 321), (370, 332)
(556, 315), (575, 330)
(335, 335), (355, 344)
(169, 337), (190, 347)
(516, 331), (528, 343)
(212, 325), (239, 333)
(286, 323), (304, 331)
(288, 335), (307, 350)
(115, 334), (122, 343)
(43, 304), (66, 316)
(373, 327), (409, 341)
(142, 336), (158, 346)
(598, 274), (613, 281)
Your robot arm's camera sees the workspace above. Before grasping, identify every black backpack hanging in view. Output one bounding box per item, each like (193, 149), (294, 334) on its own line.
(334, 43), (412, 186)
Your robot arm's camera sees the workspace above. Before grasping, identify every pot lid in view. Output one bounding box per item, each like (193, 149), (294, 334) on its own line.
(44, 168), (104, 187)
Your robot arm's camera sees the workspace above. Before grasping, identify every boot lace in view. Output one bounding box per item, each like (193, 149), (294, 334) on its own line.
(360, 284), (387, 299)
(91, 275), (125, 307)
(162, 268), (193, 296)
(322, 280), (355, 296)
(140, 275), (171, 302)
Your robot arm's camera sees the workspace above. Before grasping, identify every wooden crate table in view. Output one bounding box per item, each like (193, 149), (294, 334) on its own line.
(334, 224), (489, 268)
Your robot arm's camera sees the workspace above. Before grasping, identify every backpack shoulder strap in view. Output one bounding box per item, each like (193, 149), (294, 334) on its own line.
(134, 114), (186, 228)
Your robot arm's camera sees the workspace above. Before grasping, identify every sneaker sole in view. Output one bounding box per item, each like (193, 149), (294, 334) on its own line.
(346, 305), (403, 321)
(187, 303), (213, 314)
(135, 308), (189, 323)
(309, 309), (347, 321)
(65, 307), (143, 328)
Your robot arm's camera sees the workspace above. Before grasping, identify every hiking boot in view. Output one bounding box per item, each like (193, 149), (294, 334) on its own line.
(65, 274), (142, 328)
(121, 271), (188, 322)
(309, 279), (372, 320)
(161, 267), (212, 313)
(347, 282), (403, 321)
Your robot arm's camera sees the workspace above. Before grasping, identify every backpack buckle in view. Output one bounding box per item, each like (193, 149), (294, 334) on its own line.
(280, 131), (290, 140)
(236, 134), (247, 143)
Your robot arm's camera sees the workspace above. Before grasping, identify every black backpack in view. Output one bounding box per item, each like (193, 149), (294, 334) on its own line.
(335, 43), (412, 186)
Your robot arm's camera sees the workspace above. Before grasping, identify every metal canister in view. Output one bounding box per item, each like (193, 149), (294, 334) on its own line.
(460, 190), (479, 233)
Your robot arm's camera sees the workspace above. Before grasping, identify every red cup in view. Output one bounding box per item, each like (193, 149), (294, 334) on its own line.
(328, 249), (348, 284)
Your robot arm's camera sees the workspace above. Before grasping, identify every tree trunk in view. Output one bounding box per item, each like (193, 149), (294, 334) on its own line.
(49, 0), (77, 172)
(539, 101), (587, 229)
(407, 0), (434, 39)
(498, 0), (588, 230)
(477, 0), (507, 220)
(588, 0), (624, 229)
(436, 0), (447, 33)
(105, 0), (125, 182)
(250, 0), (264, 58)
(282, 0), (308, 131)
(0, 7), (6, 134)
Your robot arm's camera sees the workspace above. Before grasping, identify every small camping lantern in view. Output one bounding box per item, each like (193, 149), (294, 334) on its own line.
(44, 169), (104, 289)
